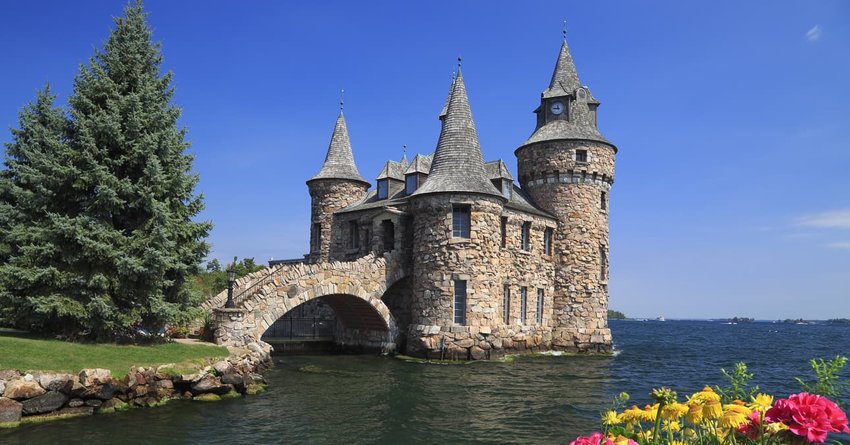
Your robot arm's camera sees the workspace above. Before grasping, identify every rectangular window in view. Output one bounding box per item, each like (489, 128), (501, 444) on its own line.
(520, 287), (528, 324)
(311, 223), (321, 251)
(536, 289), (544, 324)
(600, 245), (607, 281)
(543, 228), (553, 255)
(452, 205), (471, 239)
(521, 222), (531, 251)
(575, 149), (588, 163)
(601, 191), (607, 211)
(348, 220), (359, 248)
(377, 179), (389, 200)
(503, 284), (510, 324)
(405, 174), (417, 195)
(454, 280), (467, 325)
(500, 217), (507, 248)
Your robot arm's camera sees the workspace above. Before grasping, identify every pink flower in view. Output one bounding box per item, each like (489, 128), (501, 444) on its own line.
(569, 432), (607, 445)
(765, 393), (850, 444)
(738, 410), (762, 440)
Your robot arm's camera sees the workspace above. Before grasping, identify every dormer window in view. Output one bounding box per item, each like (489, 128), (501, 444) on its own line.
(377, 179), (389, 200)
(405, 174), (418, 195)
(575, 150), (588, 163)
(501, 179), (512, 199)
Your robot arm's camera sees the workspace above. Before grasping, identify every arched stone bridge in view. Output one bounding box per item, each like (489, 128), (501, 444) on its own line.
(206, 252), (408, 352)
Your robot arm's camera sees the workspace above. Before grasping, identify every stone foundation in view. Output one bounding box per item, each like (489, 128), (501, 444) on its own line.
(407, 324), (557, 360)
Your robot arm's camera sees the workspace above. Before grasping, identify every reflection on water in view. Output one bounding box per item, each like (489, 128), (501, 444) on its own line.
(2, 321), (848, 444)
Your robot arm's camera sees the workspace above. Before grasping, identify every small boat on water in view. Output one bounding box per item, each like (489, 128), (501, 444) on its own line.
(656, 316), (666, 322)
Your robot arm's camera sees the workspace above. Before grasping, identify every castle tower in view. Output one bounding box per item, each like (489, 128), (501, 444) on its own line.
(515, 32), (616, 351)
(306, 110), (370, 262)
(407, 68), (506, 355)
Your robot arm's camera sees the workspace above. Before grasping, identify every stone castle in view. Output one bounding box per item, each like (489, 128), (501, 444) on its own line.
(298, 32), (617, 358)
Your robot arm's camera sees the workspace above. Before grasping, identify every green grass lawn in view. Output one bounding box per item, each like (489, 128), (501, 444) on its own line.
(0, 330), (229, 378)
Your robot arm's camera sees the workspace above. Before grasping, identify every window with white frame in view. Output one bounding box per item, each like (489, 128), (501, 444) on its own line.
(454, 280), (467, 325)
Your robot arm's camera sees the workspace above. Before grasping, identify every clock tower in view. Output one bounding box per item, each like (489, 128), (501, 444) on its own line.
(515, 31), (617, 352)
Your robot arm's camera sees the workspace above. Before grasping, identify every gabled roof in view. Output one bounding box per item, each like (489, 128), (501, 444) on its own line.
(505, 185), (556, 219)
(404, 153), (433, 175)
(376, 158), (408, 181)
(485, 160), (513, 181)
(308, 111), (369, 184)
(412, 70), (501, 198)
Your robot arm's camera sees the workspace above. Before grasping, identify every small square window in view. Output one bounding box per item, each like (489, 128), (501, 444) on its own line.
(575, 149), (588, 163)
(452, 205), (471, 239)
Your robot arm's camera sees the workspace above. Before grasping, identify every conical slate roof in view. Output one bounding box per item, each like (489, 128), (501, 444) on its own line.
(413, 70), (501, 198)
(542, 40), (581, 99)
(307, 111), (369, 184)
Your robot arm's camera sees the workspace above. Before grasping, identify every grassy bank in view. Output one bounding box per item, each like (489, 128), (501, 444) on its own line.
(0, 330), (228, 378)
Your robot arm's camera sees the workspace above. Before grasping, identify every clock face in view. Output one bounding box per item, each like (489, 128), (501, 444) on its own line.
(550, 101), (565, 115)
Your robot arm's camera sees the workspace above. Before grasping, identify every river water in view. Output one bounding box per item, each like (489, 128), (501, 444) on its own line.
(2, 320), (849, 444)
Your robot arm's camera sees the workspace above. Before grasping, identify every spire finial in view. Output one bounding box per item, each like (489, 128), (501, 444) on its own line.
(403, 144), (407, 157)
(457, 56), (462, 72)
(339, 89), (345, 111)
(563, 19), (567, 41)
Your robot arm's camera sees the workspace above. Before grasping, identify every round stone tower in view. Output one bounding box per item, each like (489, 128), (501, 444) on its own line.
(515, 36), (616, 351)
(407, 69), (506, 357)
(306, 110), (370, 262)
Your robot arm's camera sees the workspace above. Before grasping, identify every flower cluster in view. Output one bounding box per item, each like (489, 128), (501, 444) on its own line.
(570, 387), (850, 444)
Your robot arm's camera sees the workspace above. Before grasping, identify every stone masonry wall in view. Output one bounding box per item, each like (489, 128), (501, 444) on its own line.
(308, 179), (368, 263)
(406, 194), (561, 359)
(517, 140), (615, 351)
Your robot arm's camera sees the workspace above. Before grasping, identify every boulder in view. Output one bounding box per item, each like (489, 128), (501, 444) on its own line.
(22, 391), (69, 414)
(0, 381), (5, 395)
(81, 384), (115, 401)
(0, 397), (23, 423)
(0, 370), (19, 381)
(213, 360), (234, 375)
(36, 373), (75, 393)
(3, 379), (46, 400)
(155, 379), (174, 390)
(84, 399), (102, 407)
(190, 375), (232, 395)
(469, 346), (487, 360)
(68, 398), (84, 408)
(78, 368), (112, 386)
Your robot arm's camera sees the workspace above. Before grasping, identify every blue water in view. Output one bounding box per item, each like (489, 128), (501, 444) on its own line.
(2, 320), (848, 444)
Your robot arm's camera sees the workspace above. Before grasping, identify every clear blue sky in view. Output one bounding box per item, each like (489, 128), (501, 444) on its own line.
(2, 1), (848, 320)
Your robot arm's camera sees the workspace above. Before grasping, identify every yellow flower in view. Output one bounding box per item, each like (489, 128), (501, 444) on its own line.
(663, 420), (682, 432)
(720, 404), (751, 429)
(749, 393), (774, 413)
(686, 403), (704, 425)
(620, 405), (643, 424)
(688, 386), (720, 403)
(703, 400), (723, 420)
(669, 441), (686, 445)
(602, 410), (622, 426)
(640, 404), (658, 422)
(766, 421), (789, 434)
(662, 402), (689, 420)
(612, 435), (632, 445)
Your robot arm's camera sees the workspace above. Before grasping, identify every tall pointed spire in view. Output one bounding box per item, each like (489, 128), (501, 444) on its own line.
(307, 109), (368, 184)
(542, 25), (582, 98)
(413, 63), (500, 198)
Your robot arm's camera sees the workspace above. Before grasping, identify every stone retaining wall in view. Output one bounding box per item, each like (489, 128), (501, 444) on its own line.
(0, 342), (272, 427)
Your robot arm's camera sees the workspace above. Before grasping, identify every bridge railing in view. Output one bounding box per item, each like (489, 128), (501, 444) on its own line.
(261, 317), (335, 339)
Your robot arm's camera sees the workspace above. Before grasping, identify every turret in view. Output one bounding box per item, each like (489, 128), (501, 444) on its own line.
(306, 108), (369, 262)
(407, 66), (506, 357)
(515, 30), (616, 352)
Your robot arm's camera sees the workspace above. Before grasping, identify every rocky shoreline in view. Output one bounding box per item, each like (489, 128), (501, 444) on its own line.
(0, 341), (272, 428)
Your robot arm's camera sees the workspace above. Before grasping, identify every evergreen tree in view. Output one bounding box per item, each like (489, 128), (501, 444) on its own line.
(1, 2), (211, 339)
(0, 85), (80, 331)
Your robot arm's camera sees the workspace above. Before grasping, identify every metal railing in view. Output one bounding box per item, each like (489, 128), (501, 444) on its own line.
(262, 317), (334, 340)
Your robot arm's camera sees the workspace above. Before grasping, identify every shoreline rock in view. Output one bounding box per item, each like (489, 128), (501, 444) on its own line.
(0, 341), (272, 428)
